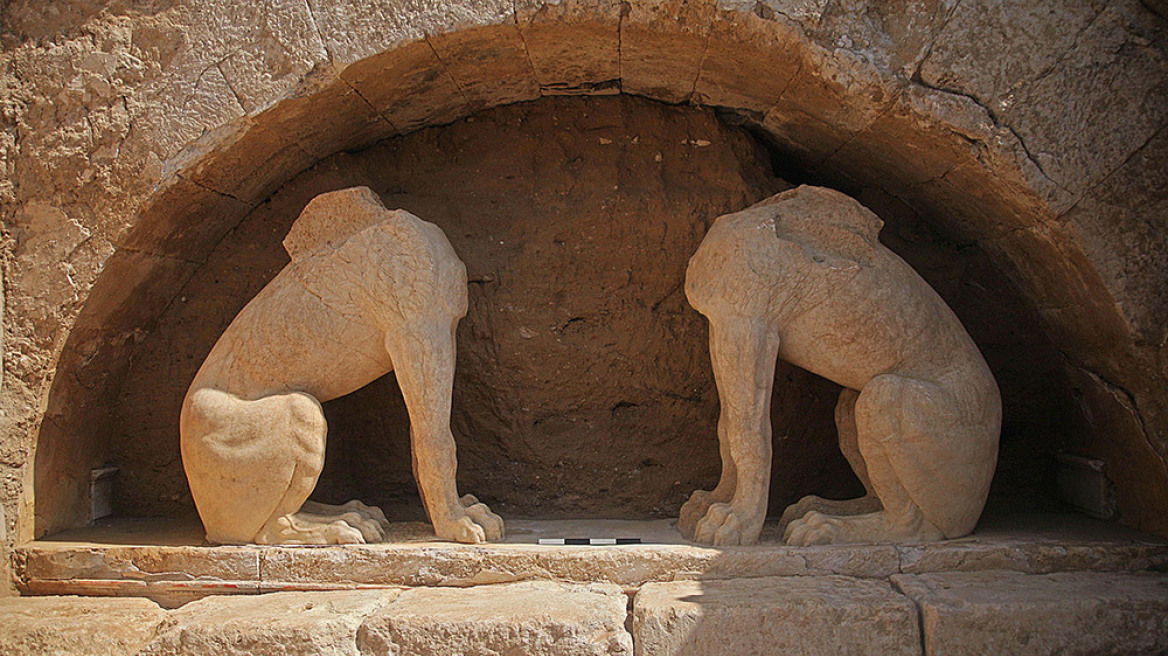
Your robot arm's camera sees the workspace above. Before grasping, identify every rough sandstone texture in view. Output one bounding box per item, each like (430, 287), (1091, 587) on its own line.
(893, 570), (1168, 655)
(633, 576), (921, 655)
(0, 0), (1166, 552)
(0, 594), (168, 655)
(1, 499), (10, 595)
(0, 584), (630, 655)
(357, 581), (633, 655)
(143, 589), (397, 656)
(17, 513), (1168, 595)
(5, 572), (1168, 655)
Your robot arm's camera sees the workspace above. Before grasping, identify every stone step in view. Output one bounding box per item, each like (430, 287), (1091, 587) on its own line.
(633, 576), (922, 655)
(2, 572), (1167, 655)
(0, 595), (169, 655)
(0, 582), (632, 656)
(17, 515), (1168, 606)
(893, 570), (1168, 656)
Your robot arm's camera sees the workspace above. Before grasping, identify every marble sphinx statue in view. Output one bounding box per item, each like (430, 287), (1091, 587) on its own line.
(678, 185), (1001, 546)
(181, 187), (504, 545)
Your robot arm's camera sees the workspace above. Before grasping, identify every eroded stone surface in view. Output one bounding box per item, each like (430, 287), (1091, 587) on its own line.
(143, 589), (397, 656)
(357, 581), (632, 655)
(893, 570), (1168, 655)
(0, 595), (167, 655)
(515, 0), (623, 94)
(1, 500), (11, 596)
(621, 0), (716, 103)
(633, 576), (921, 655)
(19, 516), (1167, 598)
(3, 0), (1167, 567)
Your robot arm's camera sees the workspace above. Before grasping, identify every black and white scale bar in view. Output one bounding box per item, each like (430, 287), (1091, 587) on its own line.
(538, 538), (642, 545)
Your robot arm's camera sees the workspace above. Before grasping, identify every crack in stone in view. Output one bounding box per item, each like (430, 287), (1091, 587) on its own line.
(175, 172), (243, 203)
(758, 57), (805, 124)
(908, 0), (1113, 206)
(510, 0), (541, 87)
(909, 0), (966, 76)
(303, 0), (334, 63)
(888, 575), (929, 656)
(909, 68), (1069, 197)
(423, 36), (472, 109)
(216, 63), (248, 113)
(617, 1), (629, 92)
(1064, 351), (1164, 469)
(1056, 121), (1167, 221)
(688, 6), (716, 104)
(335, 71), (400, 134)
(1030, 1), (1112, 89)
(820, 92), (905, 169)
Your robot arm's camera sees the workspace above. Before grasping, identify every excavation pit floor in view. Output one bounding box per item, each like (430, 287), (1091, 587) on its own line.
(15, 512), (1168, 607)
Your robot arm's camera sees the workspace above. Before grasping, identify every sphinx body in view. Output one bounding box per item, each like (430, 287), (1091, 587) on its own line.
(180, 186), (503, 545)
(678, 185), (1001, 546)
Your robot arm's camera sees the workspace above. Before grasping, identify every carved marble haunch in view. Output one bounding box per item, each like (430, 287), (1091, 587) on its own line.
(180, 187), (503, 545)
(678, 185), (1001, 546)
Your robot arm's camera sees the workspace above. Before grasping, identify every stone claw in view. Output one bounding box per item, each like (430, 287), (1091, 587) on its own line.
(440, 515), (488, 544)
(693, 502), (754, 546)
(678, 489), (718, 540)
(784, 511), (839, 546)
(463, 502), (505, 541)
(338, 511), (386, 543)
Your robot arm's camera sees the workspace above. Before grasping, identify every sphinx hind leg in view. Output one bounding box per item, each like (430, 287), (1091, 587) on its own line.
(182, 387), (367, 545)
(778, 388), (881, 535)
(785, 374), (946, 546)
(182, 389), (297, 544)
(251, 392), (381, 544)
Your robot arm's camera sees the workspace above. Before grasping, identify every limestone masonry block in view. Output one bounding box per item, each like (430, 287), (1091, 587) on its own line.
(357, 581), (633, 655)
(633, 576), (921, 656)
(0, 595), (167, 655)
(142, 589), (397, 656)
(892, 570), (1168, 655)
(514, 0), (622, 94)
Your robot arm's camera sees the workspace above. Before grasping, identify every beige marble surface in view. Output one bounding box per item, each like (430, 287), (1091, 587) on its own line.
(682, 186), (1001, 546)
(181, 187), (501, 546)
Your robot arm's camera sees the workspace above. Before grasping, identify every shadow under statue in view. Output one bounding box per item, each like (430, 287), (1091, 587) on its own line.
(679, 185), (1001, 547)
(180, 187), (503, 545)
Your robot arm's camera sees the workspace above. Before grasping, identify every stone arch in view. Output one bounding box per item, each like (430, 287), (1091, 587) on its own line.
(21, 0), (1168, 538)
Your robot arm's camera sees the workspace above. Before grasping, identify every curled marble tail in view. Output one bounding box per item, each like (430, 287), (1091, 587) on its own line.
(180, 186), (503, 545)
(679, 185), (1001, 547)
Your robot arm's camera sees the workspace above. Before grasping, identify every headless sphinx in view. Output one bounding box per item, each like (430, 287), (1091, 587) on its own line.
(679, 186), (1001, 546)
(181, 187), (503, 544)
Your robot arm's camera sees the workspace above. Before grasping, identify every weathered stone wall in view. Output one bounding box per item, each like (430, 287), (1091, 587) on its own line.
(2, 0), (1166, 549)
